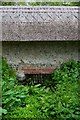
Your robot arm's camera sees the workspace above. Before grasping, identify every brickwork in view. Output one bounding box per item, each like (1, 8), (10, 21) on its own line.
(22, 68), (54, 74)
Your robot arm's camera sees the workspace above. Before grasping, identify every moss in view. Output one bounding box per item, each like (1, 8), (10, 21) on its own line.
(0, 2), (80, 6)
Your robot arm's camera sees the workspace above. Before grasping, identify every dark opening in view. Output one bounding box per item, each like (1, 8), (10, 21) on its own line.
(19, 74), (52, 86)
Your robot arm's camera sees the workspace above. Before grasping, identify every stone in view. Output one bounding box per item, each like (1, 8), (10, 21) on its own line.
(16, 70), (26, 81)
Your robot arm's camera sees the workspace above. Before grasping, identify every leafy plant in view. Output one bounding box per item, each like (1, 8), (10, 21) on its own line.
(2, 59), (80, 119)
(2, 58), (29, 114)
(0, 1), (80, 6)
(51, 60), (80, 85)
(4, 84), (52, 119)
(47, 60), (80, 119)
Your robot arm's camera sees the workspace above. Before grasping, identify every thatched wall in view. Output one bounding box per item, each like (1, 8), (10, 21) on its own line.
(0, 6), (80, 41)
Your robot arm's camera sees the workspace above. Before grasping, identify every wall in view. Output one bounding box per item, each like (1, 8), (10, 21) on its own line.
(2, 41), (79, 69)
(1, 6), (80, 70)
(1, 6), (80, 41)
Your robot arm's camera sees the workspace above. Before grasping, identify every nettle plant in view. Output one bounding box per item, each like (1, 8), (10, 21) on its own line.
(52, 60), (80, 84)
(2, 58), (80, 119)
(2, 59), (29, 114)
(48, 60), (80, 119)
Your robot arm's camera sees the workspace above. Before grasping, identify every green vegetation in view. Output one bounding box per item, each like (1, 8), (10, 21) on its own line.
(2, 58), (80, 119)
(2, 59), (29, 114)
(0, 57), (2, 118)
(27, 2), (80, 6)
(0, 2), (80, 6)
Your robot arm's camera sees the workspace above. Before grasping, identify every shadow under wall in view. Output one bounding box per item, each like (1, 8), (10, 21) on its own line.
(2, 41), (80, 69)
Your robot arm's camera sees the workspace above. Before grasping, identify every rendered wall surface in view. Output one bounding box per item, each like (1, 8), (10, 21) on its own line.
(1, 6), (80, 71)
(2, 41), (79, 69)
(0, 6), (80, 41)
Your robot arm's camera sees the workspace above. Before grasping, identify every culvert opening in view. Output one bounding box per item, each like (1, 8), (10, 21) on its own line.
(17, 67), (54, 86)
(25, 74), (52, 85)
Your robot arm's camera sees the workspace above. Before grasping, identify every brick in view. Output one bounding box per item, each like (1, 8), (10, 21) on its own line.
(22, 68), (54, 74)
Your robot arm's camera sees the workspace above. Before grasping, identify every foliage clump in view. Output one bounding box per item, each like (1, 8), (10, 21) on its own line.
(48, 60), (80, 119)
(2, 59), (29, 115)
(0, 2), (80, 6)
(2, 59), (80, 119)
